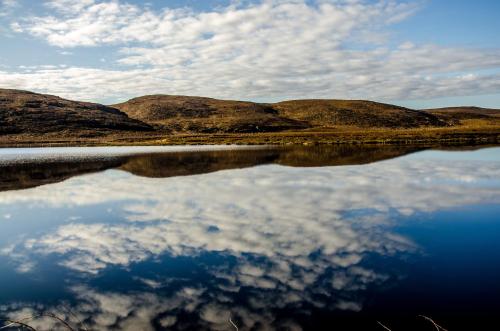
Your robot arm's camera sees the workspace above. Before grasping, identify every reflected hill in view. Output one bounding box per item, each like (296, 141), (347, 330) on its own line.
(0, 158), (124, 192)
(121, 144), (425, 178)
(0, 145), (428, 191)
(120, 148), (281, 178)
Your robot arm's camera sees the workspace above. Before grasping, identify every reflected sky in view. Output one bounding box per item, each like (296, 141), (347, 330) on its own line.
(0, 146), (499, 330)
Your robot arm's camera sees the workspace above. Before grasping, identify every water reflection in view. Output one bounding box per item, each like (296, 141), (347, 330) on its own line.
(0, 146), (499, 330)
(0, 144), (424, 192)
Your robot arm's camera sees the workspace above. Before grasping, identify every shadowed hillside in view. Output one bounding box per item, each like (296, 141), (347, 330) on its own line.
(0, 89), (152, 135)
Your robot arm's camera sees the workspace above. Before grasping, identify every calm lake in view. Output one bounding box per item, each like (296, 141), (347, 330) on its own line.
(0, 145), (499, 331)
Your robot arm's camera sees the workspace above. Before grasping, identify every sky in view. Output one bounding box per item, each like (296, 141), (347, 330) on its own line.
(0, 0), (499, 108)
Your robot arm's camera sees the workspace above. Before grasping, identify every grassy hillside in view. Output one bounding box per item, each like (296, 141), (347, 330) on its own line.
(0, 89), (152, 135)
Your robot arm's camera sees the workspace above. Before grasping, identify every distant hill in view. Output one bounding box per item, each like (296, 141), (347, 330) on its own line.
(424, 107), (500, 125)
(0, 89), (152, 135)
(425, 106), (500, 118)
(113, 95), (446, 133)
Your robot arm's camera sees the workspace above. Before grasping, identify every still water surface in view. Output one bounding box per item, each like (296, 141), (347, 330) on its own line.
(0, 145), (499, 330)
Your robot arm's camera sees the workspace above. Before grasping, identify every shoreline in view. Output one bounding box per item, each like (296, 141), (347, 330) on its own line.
(0, 126), (499, 148)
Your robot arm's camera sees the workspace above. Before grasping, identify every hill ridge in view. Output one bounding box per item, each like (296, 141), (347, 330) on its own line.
(1, 89), (499, 140)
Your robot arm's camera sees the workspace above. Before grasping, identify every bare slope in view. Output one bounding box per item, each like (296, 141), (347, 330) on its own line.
(114, 96), (446, 133)
(0, 89), (152, 135)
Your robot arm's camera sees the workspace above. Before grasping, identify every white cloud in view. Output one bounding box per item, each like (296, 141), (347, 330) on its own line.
(46, 0), (96, 13)
(0, 0), (498, 103)
(0, 0), (17, 18)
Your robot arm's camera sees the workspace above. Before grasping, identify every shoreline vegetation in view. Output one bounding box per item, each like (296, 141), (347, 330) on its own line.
(0, 89), (499, 147)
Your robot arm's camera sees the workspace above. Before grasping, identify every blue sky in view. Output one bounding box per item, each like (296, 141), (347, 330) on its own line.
(0, 0), (499, 108)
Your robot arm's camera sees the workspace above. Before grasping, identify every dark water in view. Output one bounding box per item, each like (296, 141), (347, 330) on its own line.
(0, 145), (499, 331)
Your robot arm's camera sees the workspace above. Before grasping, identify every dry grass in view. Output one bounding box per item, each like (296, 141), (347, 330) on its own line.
(0, 116), (498, 148)
(376, 315), (449, 331)
(1, 313), (449, 331)
(0, 312), (83, 331)
(141, 123), (500, 146)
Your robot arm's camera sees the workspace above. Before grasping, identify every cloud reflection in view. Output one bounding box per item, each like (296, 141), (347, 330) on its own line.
(0, 149), (499, 330)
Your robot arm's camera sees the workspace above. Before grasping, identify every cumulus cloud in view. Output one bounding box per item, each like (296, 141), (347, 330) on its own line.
(1, 0), (499, 102)
(16, 0), (419, 48)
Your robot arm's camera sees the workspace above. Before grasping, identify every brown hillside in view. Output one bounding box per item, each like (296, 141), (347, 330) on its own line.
(113, 95), (307, 133)
(273, 100), (445, 128)
(424, 107), (500, 126)
(0, 89), (152, 135)
(114, 96), (446, 133)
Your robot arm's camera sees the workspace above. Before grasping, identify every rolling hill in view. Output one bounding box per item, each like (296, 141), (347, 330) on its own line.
(1, 89), (498, 146)
(0, 89), (152, 135)
(273, 99), (445, 128)
(113, 95), (447, 132)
